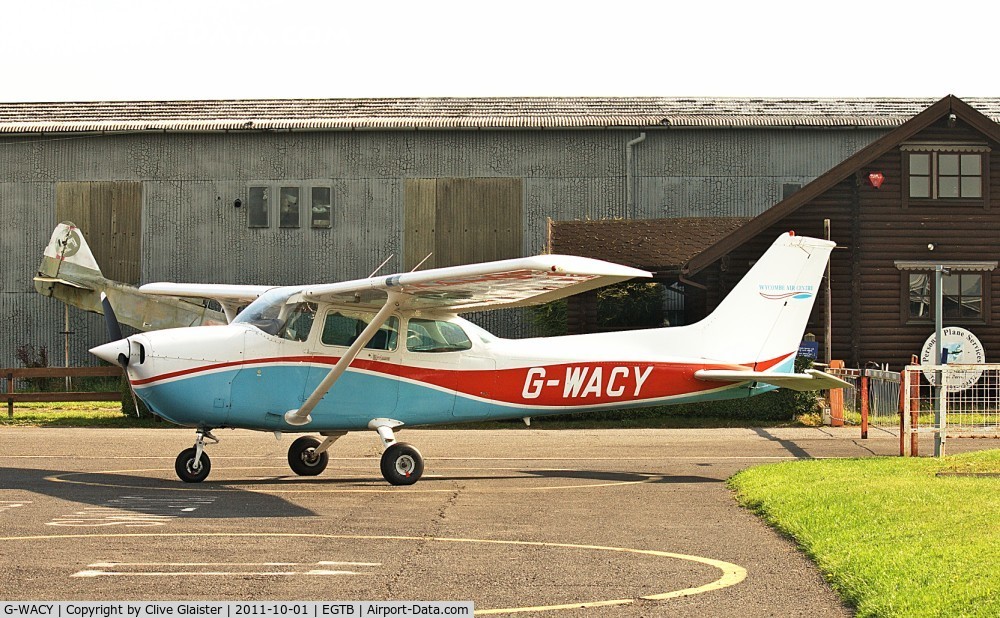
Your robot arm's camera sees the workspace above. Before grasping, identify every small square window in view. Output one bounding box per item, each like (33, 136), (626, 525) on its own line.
(962, 176), (982, 198)
(909, 176), (930, 198)
(938, 154), (959, 176)
(961, 154), (981, 175)
(311, 187), (332, 228)
(910, 153), (930, 175)
(279, 187), (300, 228)
(939, 177), (959, 198)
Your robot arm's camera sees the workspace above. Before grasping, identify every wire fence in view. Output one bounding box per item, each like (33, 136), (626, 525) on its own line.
(902, 364), (1000, 438)
(826, 367), (901, 434)
(826, 363), (1000, 455)
(863, 369), (902, 434)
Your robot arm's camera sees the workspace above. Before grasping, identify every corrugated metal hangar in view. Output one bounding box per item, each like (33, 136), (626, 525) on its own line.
(3, 96), (1000, 367)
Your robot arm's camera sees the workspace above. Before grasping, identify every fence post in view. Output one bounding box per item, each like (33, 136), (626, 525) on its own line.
(899, 368), (909, 456)
(909, 369), (920, 457)
(6, 371), (12, 418)
(860, 373), (869, 439)
(828, 360), (845, 426)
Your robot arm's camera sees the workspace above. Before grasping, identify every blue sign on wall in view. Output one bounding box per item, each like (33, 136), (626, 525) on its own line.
(798, 341), (819, 360)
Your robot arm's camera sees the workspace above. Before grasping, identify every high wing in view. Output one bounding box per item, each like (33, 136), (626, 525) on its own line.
(139, 283), (273, 322)
(694, 368), (853, 392)
(283, 255), (650, 427)
(301, 255), (652, 312)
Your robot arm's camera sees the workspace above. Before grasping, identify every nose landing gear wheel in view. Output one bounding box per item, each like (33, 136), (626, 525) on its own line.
(175, 447), (211, 483)
(288, 436), (329, 476)
(380, 442), (423, 486)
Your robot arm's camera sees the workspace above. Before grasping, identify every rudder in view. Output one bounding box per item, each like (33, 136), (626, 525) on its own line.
(695, 232), (834, 369)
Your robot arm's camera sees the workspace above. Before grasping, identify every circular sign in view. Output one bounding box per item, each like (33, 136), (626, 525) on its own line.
(60, 228), (83, 258)
(920, 327), (986, 392)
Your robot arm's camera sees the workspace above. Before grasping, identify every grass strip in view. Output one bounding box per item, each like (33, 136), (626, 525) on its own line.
(1, 403), (816, 429)
(729, 449), (1000, 617)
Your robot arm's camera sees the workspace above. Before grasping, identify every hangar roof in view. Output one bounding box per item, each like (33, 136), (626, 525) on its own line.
(3, 96), (1000, 134)
(548, 217), (751, 276)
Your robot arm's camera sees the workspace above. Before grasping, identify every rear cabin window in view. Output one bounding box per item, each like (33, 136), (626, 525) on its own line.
(406, 318), (472, 353)
(321, 311), (399, 351)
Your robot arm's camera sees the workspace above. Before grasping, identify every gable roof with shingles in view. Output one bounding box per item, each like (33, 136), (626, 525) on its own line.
(4, 96), (1000, 134)
(548, 217), (751, 274)
(683, 95), (1000, 275)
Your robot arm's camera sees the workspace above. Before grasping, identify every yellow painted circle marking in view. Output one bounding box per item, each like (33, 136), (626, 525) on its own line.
(0, 532), (747, 614)
(46, 466), (666, 493)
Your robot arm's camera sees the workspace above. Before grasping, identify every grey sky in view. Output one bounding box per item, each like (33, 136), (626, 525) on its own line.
(2, 0), (994, 102)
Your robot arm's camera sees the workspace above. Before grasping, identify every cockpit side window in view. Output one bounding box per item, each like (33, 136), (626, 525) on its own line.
(321, 310), (399, 351)
(406, 318), (472, 352)
(276, 302), (318, 342)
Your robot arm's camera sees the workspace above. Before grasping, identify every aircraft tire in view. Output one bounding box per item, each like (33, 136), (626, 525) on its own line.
(380, 442), (423, 486)
(175, 448), (211, 483)
(288, 436), (329, 476)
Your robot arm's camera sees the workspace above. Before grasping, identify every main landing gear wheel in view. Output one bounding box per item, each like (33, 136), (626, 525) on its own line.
(175, 447), (211, 483)
(380, 442), (424, 486)
(288, 436), (329, 476)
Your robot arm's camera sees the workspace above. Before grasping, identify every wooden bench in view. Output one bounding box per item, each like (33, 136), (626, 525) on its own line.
(4, 366), (123, 417)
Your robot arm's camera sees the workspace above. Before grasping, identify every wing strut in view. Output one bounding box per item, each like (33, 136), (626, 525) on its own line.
(283, 294), (400, 426)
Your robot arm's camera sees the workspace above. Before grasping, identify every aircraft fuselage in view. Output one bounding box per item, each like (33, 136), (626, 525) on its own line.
(105, 312), (781, 432)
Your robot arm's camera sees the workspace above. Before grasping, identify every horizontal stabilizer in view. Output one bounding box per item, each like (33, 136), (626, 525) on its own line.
(33, 276), (93, 290)
(694, 368), (852, 392)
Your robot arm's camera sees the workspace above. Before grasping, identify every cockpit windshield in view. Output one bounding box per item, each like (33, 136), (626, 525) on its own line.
(232, 287), (303, 335)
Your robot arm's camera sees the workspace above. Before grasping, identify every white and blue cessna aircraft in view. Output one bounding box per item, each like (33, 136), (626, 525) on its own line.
(42, 223), (846, 485)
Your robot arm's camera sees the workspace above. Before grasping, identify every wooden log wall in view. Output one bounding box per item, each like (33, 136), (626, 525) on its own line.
(697, 118), (1000, 370)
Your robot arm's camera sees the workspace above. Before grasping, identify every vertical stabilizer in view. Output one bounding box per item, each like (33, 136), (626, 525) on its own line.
(37, 221), (104, 285)
(695, 233), (834, 370)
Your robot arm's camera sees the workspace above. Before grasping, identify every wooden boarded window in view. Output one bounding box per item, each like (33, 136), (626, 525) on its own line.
(56, 181), (142, 284)
(404, 178), (523, 270)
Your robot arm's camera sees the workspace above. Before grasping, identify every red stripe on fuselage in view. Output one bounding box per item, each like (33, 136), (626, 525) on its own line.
(131, 351), (795, 406)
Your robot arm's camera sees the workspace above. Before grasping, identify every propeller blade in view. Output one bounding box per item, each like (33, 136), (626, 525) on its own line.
(100, 292), (123, 341)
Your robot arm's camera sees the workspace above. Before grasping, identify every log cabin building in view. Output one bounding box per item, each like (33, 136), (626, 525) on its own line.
(553, 95), (1000, 370)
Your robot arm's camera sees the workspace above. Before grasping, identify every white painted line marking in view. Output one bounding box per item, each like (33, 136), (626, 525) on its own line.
(87, 561), (380, 568)
(75, 560), (381, 577)
(47, 495), (216, 527)
(0, 501), (31, 514)
(72, 569), (363, 577)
